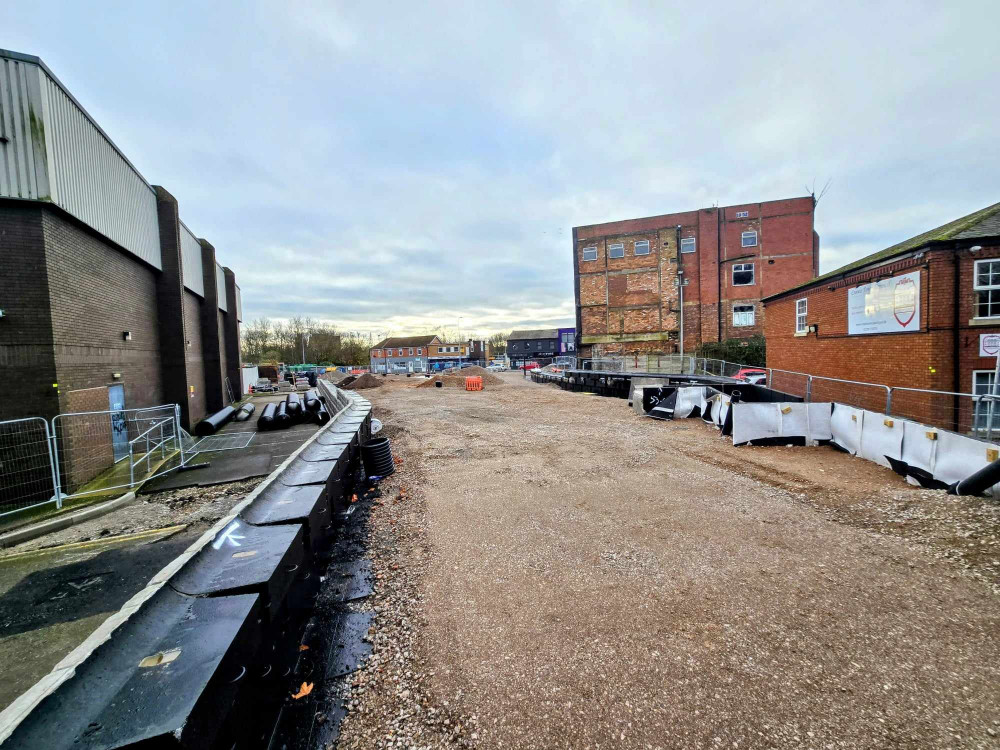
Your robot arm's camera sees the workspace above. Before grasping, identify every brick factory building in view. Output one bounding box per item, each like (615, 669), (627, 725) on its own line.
(763, 201), (1000, 432)
(0, 50), (242, 430)
(572, 197), (818, 358)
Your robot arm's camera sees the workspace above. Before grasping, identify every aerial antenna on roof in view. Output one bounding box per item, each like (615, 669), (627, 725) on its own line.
(807, 178), (832, 205)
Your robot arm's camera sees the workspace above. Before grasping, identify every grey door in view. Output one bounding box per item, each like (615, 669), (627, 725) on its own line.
(108, 384), (128, 462)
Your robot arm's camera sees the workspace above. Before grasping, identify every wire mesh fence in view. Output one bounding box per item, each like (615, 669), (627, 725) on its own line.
(0, 418), (59, 518)
(52, 404), (184, 500)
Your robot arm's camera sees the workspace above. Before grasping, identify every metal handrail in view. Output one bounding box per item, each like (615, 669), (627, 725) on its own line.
(128, 416), (176, 487)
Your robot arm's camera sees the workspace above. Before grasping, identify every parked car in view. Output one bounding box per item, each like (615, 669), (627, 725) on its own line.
(523, 362), (540, 371)
(734, 368), (767, 385)
(251, 378), (276, 393)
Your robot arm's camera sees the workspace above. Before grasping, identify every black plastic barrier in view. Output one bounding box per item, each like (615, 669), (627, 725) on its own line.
(233, 402), (256, 422)
(258, 402), (277, 430)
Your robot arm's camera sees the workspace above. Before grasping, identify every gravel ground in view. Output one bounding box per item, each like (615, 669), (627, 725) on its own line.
(335, 373), (1000, 750)
(5, 478), (262, 553)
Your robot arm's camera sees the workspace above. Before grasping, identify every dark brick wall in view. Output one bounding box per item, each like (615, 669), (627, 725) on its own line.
(0, 202), (58, 420)
(41, 209), (164, 413)
(183, 290), (207, 425)
(223, 268), (242, 396)
(198, 240), (224, 413)
(218, 309), (229, 401)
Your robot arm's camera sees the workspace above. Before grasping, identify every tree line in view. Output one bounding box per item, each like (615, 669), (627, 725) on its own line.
(241, 317), (512, 366)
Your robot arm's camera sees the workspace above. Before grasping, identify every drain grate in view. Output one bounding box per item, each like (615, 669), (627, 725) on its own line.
(191, 432), (255, 453)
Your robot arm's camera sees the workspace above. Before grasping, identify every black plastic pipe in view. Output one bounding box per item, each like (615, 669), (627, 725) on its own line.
(194, 406), (236, 436)
(361, 437), (394, 478)
(258, 402), (277, 430)
(275, 401), (291, 428)
(286, 392), (303, 419)
(950, 457), (1000, 496)
(313, 403), (330, 425)
(304, 390), (321, 412)
(233, 402), (256, 422)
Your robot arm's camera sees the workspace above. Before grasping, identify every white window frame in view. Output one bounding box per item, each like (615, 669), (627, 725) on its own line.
(735, 210), (749, 219)
(974, 259), (1000, 319)
(408, 348), (414, 355)
(634, 240), (650, 256)
(795, 298), (808, 333)
(680, 237), (696, 253)
(732, 263), (755, 287)
(972, 370), (1000, 431)
(608, 243), (625, 259)
(582, 246), (598, 262)
(732, 304), (755, 327)
(741, 231), (758, 247)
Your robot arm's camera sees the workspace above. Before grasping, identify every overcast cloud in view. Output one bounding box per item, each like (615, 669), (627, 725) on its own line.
(4, 1), (998, 337)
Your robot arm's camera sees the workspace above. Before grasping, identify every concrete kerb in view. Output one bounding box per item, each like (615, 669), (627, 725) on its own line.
(0, 492), (138, 550)
(0, 386), (358, 744)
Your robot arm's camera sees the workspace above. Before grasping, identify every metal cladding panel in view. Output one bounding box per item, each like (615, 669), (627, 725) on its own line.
(180, 222), (204, 296)
(39, 68), (161, 269)
(216, 262), (227, 311)
(0, 57), (49, 200)
(236, 284), (242, 321)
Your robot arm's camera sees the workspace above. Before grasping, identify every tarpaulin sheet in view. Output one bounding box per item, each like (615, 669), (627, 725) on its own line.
(731, 402), (832, 445)
(900, 420), (938, 477)
(858, 410), (903, 468)
(934, 431), (1000, 495)
(830, 403), (864, 455)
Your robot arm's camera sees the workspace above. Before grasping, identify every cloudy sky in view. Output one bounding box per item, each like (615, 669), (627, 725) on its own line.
(5, 2), (998, 337)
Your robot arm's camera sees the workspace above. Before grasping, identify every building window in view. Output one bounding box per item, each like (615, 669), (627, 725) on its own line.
(582, 246), (598, 261)
(608, 243), (624, 259)
(408, 348), (414, 355)
(735, 210), (749, 219)
(796, 298), (808, 333)
(741, 231), (758, 247)
(974, 259), (1000, 318)
(733, 304), (755, 327)
(416, 348), (422, 355)
(973, 371), (1000, 432)
(634, 240), (650, 256)
(732, 263), (755, 286)
(680, 237), (696, 253)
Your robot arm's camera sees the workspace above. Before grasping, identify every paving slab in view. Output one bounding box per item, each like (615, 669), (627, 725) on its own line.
(6, 587), (261, 749)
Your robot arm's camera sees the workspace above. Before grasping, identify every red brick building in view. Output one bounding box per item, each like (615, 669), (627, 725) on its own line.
(573, 196), (819, 358)
(763, 202), (1000, 432)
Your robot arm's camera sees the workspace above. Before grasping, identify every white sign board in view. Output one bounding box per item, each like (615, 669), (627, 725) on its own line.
(980, 333), (1000, 357)
(847, 270), (920, 335)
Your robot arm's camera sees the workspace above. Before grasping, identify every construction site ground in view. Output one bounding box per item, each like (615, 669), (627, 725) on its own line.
(336, 371), (1000, 750)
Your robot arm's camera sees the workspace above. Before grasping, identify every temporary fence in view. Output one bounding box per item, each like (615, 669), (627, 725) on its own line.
(0, 418), (59, 518)
(564, 355), (1000, 440)
(0, 404), (192, 520)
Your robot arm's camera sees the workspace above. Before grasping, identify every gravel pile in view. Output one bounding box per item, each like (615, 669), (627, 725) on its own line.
(346, 374), (385, 390)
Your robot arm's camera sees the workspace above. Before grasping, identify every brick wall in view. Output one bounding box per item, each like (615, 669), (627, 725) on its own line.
(184, 291), (206, 424)
(575, 196), (816, 354)
(0, 203), (58, 420)
(42, 209), (164, 412)
(764, 244), (1000, 432)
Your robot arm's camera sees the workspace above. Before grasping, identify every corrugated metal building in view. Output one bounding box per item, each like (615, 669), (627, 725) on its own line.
(0, 49), (243, 428)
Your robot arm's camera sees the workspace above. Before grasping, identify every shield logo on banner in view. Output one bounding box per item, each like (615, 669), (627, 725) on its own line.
(893, 276), (916, 327)
(983, 334), (1000, 356)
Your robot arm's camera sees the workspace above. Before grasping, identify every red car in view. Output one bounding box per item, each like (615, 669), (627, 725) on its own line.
(734, 368), (767, 385)
(523, 362), (540, 371)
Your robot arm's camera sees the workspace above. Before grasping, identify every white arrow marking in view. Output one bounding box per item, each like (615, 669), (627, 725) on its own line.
(213, 521), (246, 549)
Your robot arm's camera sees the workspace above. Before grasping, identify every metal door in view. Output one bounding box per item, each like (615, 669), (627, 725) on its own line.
(108, 384), (128, 462)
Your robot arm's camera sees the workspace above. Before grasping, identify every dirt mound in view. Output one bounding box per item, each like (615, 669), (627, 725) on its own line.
(345, 373), (384, 390)
(417, 371), (504, 389)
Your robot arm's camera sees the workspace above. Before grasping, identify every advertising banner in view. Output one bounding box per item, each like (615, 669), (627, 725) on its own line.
(847, 270), (920, 335)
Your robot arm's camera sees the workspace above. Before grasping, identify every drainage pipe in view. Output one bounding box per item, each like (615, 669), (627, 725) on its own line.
(949, 457), (1000, 497)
